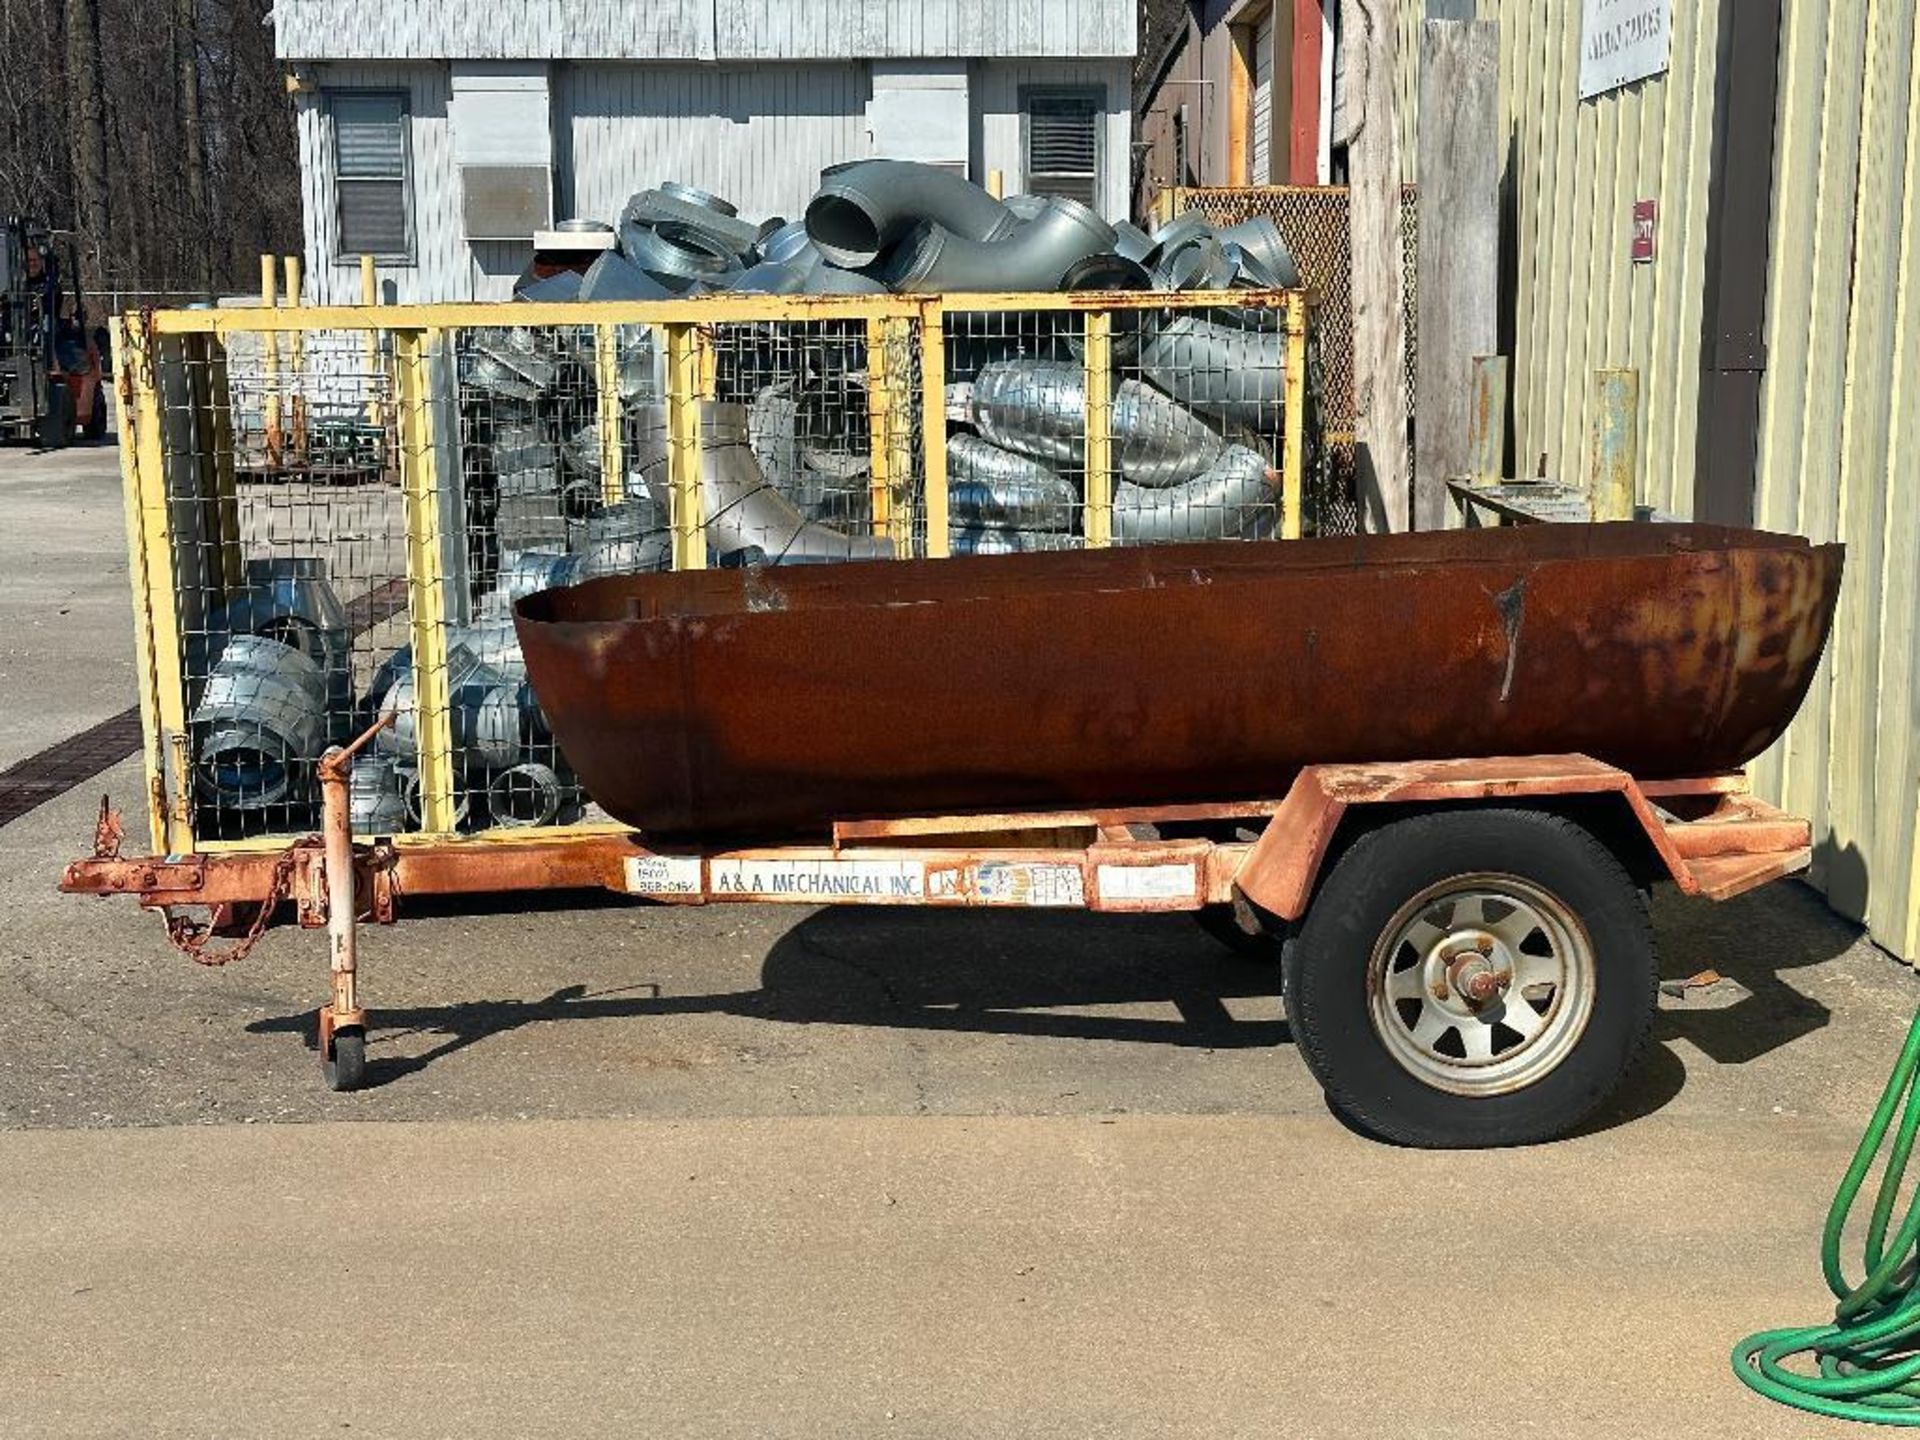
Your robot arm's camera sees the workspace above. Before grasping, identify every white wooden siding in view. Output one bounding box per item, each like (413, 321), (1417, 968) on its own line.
(560, 64), (871, 228)
(276, 0), (1134, 62)
(973, 59), (1132, 220)
(1251, 11), (1275, 184)
(298, 63), (524, 304)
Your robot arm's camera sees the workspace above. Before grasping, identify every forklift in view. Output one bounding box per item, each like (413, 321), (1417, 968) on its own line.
(0, 217), (107, 447)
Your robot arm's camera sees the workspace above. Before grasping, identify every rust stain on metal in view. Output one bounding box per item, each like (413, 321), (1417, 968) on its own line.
(517, 525), (1842, 839)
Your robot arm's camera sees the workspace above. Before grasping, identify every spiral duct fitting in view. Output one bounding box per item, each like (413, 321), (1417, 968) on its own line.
(966, 359), (1225, 489)
(485, 762), (582, 829)
(885, 196), (1117, 294)
(1138, 314), (1289, 430)
(399, 768), (470, 830)
(804, 159), (1016, 268)
(190, 635), (329, 810)
(1114, 444), (1276, 545)
(348, 753), (412, 834)
(631, 402), (894, 564)
(947, 435), (1079, 531)
(197, 557), (352, 735)
(376, 644), (522, 769)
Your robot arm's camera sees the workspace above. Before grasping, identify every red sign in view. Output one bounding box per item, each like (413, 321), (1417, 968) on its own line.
(1631, 199), (1657, 263)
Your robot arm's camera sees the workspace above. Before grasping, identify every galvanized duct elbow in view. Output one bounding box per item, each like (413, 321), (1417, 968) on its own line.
(886, 197), (1117, 294)
(967, 359), (1225, 488)
(1138, 315), (1289, 430)
(805, 159), (1016, 268)
(348, 754), (412, 833)
(950, 526), (1084, 556)
(1114, 444), (1276, 545)
(947, 435), (1078, 531)
(190, 635), (329, 810)
(486, 761), (582, 828)
(1215, 216), (1300, 287)
(631, 403), (894, 564)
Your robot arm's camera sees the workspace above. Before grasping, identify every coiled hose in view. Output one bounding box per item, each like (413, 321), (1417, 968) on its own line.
(1734, 1007), (1920, 1422)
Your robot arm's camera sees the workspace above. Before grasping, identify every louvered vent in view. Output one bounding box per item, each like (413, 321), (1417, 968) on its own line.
(1024, 89), (1102, 209)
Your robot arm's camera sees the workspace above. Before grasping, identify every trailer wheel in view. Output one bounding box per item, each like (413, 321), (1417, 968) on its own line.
(324, 1026), (368, 1092)
(1282, 808), (1655, 1148)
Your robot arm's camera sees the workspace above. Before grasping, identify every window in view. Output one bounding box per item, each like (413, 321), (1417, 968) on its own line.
(330, 92), (411, 262)
(1022, 87), (1103, 211)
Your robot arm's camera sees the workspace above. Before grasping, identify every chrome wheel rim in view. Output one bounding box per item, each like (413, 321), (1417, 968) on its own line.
(1367, 873), (1595, 1096)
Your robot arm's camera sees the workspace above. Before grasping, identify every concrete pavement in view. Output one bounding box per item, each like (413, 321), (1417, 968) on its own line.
(0, 438), (1907, 1437)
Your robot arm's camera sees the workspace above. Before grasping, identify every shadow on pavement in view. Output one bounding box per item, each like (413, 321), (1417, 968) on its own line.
(247, 879), (1870, 1111)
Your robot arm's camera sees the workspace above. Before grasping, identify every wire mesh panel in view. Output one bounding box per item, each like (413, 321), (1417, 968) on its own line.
(151, 325), (411, 842)
(124, 288), (1315, 853)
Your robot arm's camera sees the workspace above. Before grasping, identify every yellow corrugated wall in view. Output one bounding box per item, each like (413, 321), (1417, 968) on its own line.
(1393, 1), (1920, 960)
(1750, 0), (1920, 959)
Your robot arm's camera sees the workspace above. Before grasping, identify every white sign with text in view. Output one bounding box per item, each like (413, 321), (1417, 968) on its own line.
(1579, 0), (1672, 100)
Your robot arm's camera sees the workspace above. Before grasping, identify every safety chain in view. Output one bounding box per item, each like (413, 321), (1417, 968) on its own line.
(162, 837), (314, 967)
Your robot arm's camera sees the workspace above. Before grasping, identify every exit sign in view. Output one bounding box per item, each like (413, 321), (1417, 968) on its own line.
(1631, 199), (1657, 263)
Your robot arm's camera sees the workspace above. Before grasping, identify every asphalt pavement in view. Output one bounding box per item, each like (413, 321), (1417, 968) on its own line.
(0, 436), (1909, 1438)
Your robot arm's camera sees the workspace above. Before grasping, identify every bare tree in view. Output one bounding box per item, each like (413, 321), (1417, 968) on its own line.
(64, 0), (111, 292)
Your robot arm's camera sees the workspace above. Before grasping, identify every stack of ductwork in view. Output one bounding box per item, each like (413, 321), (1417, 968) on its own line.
(484, 161), (1301, 563)
(188, 558), (354, 822)
(358, 623), (587, 833)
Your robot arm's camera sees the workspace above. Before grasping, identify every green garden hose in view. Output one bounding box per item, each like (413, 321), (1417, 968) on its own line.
(1735, 1005), (1920, 1422)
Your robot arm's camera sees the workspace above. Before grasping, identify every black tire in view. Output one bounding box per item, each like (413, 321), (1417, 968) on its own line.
(325, 1026), (368, 1092)
(84, 385), (107, 441)
(40, 383), (72, 449)
(1193, 904), (1278, 957)
(1282, 808), (1655, 1149)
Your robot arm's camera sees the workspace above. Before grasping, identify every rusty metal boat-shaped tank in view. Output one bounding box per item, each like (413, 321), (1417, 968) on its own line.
(514, 524), (1843, 837)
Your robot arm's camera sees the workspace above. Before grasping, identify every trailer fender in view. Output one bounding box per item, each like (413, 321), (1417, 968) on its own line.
(1232, 754), (1709, 923)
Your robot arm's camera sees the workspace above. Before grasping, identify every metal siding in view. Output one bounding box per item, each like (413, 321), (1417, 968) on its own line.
(276, 0), (1133, 61)
(1393, 0), (1920, 958)
(560, 64), (871, 232)
(974, 59), (1133, 220)
(1252, 11), (1275, 182)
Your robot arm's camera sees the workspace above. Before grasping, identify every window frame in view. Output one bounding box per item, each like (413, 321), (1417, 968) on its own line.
(1018, 84), (1106, 212)
(327, 88), (415, 267)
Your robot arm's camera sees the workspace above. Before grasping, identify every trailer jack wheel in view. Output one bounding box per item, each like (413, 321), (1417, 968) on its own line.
(324, 1024), (368, 1092)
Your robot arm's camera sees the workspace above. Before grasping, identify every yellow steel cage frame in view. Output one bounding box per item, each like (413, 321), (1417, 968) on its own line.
(115, 288), (1316, 858)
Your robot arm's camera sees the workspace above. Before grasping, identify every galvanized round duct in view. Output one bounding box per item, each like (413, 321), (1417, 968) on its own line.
(484, 761), (580, 829)
(200, 558), (353, 728)
(466, 329), (557, 397)
(483, 549), (578, 617)
(398, 767), (471, 830)
(1113, 219), (1155, 263)
(622, 220), (742, 287)
(658, 179), (738, 218)
(949, 526), (1084, 556)
(191, 635), (329, 810)
(1138, 313), (1288, 430)
(732, 260), (811, 295)
(376, 644), (521, 769)
(757, 220), (822, 268)
(348, 753), (412, 833)
(886, 197), (1116, 294)
(947, 435), (1079, 531)
(806, 159), (1016, 268)
(1114, 443), (1275, 545)
(1216, 216), (1300, 287)
(631, 402), (894, 564)
(967, 358), (1225, 489)
(800, 264), (890, 295)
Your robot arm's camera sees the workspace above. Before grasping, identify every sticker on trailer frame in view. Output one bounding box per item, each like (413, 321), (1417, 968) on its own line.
(973, 861), (1086, 907)
(709, 857), (924, 899)
(1096, 863), (1198, 902)
(625, 854), (703, 895)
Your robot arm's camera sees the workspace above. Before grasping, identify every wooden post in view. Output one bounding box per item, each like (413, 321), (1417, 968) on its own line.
(259, 253), (280, 467)
(1588, 369), (1640, 521)
(986, 169), (1005, 200)
(1226, 25), (1253, 187)
(1289, 0), (1327, 184)
(1344, 0), (1410, 532)
(1467, 355), (1508, 484)
(1412, 19), (1499, 532)
(282, 254), (306, 458)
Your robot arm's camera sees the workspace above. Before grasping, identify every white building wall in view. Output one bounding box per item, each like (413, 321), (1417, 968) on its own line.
(973, 58), (1133, 221)
(559, 63), (872, 227)
(276, 0), (1134, 62)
